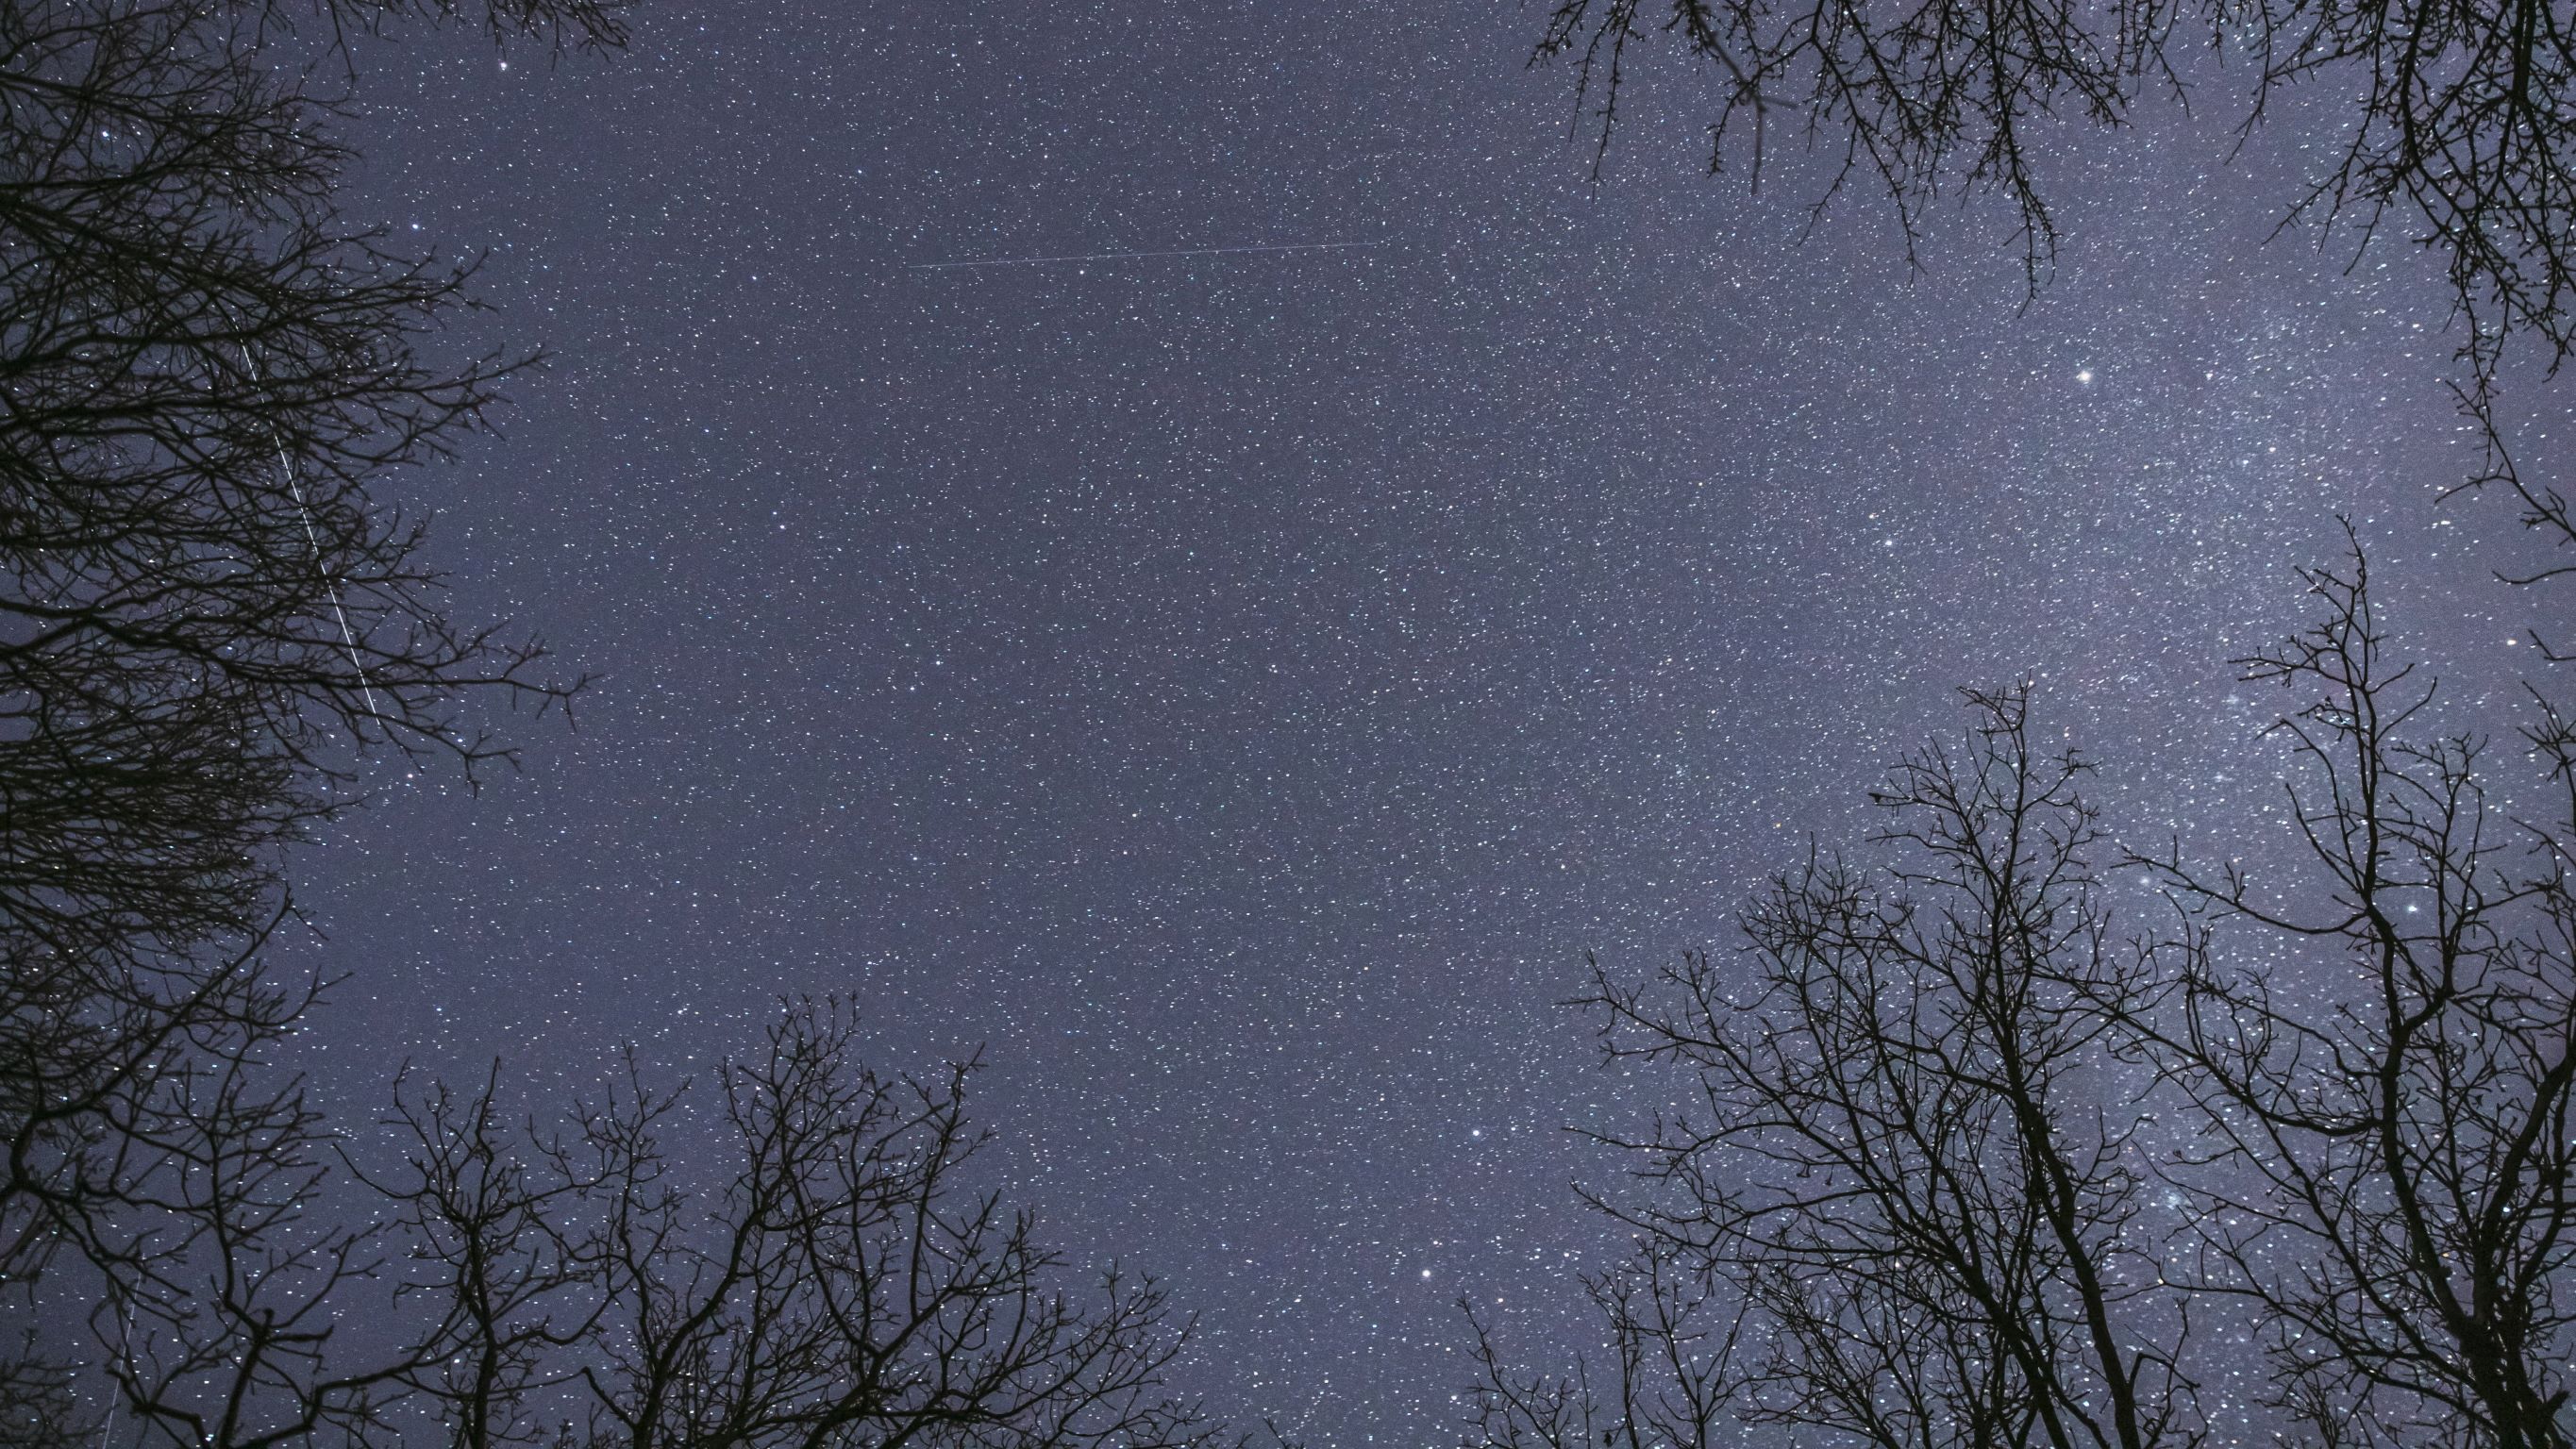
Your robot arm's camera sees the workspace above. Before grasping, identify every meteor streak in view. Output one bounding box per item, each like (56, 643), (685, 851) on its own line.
(910, 240), (1380, 270)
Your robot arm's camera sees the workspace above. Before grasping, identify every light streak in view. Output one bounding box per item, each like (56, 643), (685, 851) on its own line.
(910, 240), (1380, 271)
(219, 313), (379, 721)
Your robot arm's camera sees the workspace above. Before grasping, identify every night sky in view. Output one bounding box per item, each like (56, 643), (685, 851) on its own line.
(290, 4), (2556, 1442)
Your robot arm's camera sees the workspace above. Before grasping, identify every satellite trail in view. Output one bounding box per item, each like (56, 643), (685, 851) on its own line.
(911, 240), (1380, 271)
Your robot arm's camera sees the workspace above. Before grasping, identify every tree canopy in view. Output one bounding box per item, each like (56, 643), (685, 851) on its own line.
(1529, 0), (2576, 373)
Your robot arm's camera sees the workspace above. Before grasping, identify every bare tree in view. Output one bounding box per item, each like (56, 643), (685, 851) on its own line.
(2122, 533), (2576, 1449)
(1461, 1237), (1733, 1449)
(83, 1032), (437, 1449)
(364, 1068), (602, 1449)
(547, 1003), (1224, 1449)
(1531, 0), (2165, 281)
(2451, 384), (2576, 663)
(22, 999), (1230, 1449)
(1471, 687), (2196, 1449)
(0, 0), (624, 973)
(1, 0), (626, 1432)
(1526, 0), (2576, 368)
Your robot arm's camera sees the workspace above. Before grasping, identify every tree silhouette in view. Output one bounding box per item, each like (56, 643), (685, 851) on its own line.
(1526, 0), (2576, 370)
(0, 0), (622, 973)
(2121, 536), (2576, 1449)
(534, 1004), (1223, 1449)
(1471, 687), (2197, 1449)
(1, 0), (622, 1428)
(1483, 535), (2576, 1449)
(90, 1001), (1229, 1449)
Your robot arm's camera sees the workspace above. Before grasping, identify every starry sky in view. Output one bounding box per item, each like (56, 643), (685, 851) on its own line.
(293, 3), (2557, 1442)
